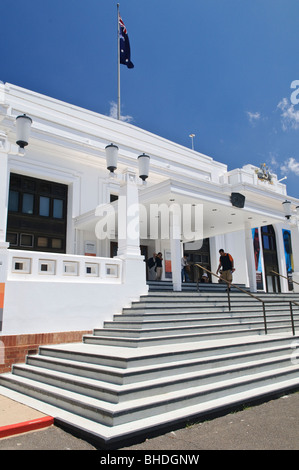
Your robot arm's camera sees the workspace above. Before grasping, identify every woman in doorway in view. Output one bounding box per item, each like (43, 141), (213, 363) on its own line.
(155, 252), (163, 281)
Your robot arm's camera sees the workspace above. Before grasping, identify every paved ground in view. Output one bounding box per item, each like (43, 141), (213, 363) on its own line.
(0, 393), (47, 427)
(0, 391), (298, 451)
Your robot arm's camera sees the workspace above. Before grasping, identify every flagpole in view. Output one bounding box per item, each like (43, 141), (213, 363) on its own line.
(117, 3), (121, 120)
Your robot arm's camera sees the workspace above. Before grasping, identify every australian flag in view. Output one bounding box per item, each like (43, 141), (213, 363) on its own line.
(119, 16), (134, 69)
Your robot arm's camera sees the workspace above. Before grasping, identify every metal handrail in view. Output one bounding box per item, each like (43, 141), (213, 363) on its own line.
(194, 263), (297, 335)
(270, 270), (299, 335)
(270, 270), (299, 287)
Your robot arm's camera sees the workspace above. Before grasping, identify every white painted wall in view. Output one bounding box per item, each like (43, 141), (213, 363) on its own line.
(0, 250), (148, 335)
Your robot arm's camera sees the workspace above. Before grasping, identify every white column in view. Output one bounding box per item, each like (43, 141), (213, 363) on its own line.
(0, 137), (9, 332)
(116, 168), (147, 296)
(0, 137), (10, 249)
(291, 224), (299, 293)
(244, 224), (257, 292)
(274, 224), (289, 293)
(170, 207), (182, 291)
(117, 168), (141, 258)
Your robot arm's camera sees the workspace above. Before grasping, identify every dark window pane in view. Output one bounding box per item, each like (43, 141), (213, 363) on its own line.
(52, 238), (62, 249)
(22, 193), (34, 214)
(262, 235), (270, 250)
(6, 232), (18, 245)
(53, 199), (63, 219)
(8, 190), (19, 212)
(20, 234), (34, 247)
(39, 196), (50, 216)
(37, 237), (48, 248)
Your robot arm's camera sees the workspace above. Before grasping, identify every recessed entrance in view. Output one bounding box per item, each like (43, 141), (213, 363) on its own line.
(183, 238), (211, 283)
(261, 225), (280, 293)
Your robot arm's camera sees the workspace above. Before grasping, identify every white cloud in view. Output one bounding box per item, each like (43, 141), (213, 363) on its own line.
(277, 98), (299, 130)
(269, 152), (279, 168)
(246, 111), (261, 124)
(108, 101), (133, 123)
(281, 157), (299, 176)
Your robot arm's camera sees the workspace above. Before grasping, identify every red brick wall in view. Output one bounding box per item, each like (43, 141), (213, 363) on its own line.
(0, 330), (92, 373)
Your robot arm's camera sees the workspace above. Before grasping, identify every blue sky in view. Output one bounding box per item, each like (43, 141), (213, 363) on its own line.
(1, 0), (299, 198)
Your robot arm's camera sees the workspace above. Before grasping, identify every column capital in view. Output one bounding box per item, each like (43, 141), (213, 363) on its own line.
(0, 131), (24, 156)
(0, 132), (9, 153)
(121, 167), (138, 185)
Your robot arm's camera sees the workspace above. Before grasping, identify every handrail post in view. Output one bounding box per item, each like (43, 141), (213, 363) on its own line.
(227, 285), (231, 311)
(290, 301), (296, 336)
(262, 301), (268, 335)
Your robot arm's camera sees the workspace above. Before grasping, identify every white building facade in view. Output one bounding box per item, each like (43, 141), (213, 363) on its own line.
(0, 83), (299, 355)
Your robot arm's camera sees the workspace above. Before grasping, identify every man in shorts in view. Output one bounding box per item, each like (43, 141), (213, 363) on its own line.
(216, 249), (235, 289)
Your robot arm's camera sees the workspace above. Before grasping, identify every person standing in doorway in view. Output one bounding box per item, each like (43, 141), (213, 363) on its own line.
(155, 252), (163, 281)
(216, 249), (235, 289)
(147, 253), (157, 280)
(181, 253), (190, 282)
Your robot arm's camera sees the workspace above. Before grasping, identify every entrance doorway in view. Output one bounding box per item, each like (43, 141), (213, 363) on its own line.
(184, 238), (211, 283)
(261, 225), (281, 293)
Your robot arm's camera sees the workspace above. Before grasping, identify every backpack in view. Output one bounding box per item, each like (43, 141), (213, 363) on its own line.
(147, 257), (155, 269)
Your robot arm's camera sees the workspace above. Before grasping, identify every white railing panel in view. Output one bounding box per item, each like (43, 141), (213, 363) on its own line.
(6, 250), (122, 284)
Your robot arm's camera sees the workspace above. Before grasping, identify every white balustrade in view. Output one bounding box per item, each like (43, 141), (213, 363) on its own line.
(6, 250), (122, 283)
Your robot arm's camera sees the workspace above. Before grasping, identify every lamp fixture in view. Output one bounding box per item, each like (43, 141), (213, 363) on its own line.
(105, 143), (118, 173)
(105, 144), (150, 181)
(138, 153), (150, 181)
(16, 114), (32, 148)
(282, 200), (292, 219)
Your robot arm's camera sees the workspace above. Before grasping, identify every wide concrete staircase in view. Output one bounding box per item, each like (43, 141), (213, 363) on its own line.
(0, 286), (299, 448)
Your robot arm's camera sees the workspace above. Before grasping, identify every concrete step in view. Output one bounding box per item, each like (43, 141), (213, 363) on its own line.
(9, 352), (295, 406)
(1, 360), (298, 428)
(82, 325), (296, 348)
(24, 340), (296, 385)
(128, 299), (299, 308)
(147, 281), (250, 292)
(105, 314), (299, 329)
(36, 334), (298, 369)
(139, 292), (299, 300)
(2, 371), (299, 448)
(97, 318), (299, 338)
(117, 309), (299, 322)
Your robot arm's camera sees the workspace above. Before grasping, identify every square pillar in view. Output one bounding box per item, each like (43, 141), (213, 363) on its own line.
(274, 224), (289, 293)
(116, 168), (147, 295)
(291, 224), (299, 292)
(245, 224), (257, 292)
(170, 207), (182, 291)
(117, 168), (142, 258)
(0, 140), (10, 247)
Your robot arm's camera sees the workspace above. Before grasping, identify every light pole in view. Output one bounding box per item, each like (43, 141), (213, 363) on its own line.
(189, 134), (195, 150)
